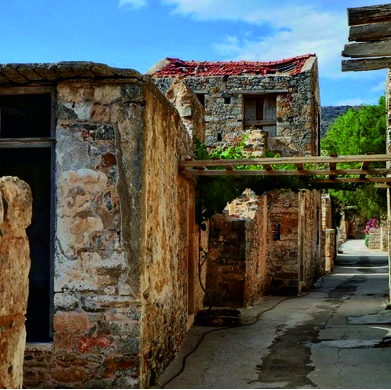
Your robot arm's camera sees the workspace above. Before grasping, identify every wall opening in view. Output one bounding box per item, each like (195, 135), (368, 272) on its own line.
(196, 93), (205, 107)
(0, 91), (55, 342)
(243, 95), (277, 137)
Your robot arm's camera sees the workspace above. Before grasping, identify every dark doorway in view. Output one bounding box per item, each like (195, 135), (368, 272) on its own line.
(0, 92), (54, 342)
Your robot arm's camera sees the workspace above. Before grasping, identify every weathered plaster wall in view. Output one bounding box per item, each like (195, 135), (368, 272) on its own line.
(153, 57), (320, 156)
(0, 177), (32, 389)
(24, 80), (144, 389)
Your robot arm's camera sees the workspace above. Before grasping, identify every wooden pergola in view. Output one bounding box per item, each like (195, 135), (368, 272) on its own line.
(179, 154), (391, 185)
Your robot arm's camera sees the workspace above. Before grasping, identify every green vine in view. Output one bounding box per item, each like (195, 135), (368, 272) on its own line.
(193, 138), (365, 229)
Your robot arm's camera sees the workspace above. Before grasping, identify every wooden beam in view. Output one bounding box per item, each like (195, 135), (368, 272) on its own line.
(342, 57), (391, 72)
(342, 41), (391, 58)
(360, 153), (373, 179)
(349, 21), (391, 42)
(243, 120), (277, 127)
(311, 178), (391, 184)
(180, 154), (391, 168)
(184, 168), (391, 177)
(231, 89), (288, 95)
(348, 4), (391, 27)
(0, 137), (55, 148)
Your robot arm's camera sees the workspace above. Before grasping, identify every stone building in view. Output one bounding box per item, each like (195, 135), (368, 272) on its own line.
(150, 54), (324, 299)
(0, 62), (207, 388)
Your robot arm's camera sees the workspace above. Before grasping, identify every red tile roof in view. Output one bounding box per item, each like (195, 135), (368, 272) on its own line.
(151, 54), (315, 78)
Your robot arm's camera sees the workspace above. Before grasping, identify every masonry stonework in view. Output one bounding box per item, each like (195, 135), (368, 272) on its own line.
(0, 177), (32, 389)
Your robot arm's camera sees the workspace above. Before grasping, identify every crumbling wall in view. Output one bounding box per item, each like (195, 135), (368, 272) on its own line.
(0, 177), (32, 389)
(266, 191), (299, 295)
(207, 204), (267, 308)
(244, 195), (268, 306)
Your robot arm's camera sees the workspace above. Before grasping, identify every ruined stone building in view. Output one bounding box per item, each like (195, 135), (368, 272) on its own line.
(150, 54), (325, 301)
(0, 62), (207, 388)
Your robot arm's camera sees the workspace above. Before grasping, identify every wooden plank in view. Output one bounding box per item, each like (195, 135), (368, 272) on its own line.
(263, 96), (276, 137)
(342, 41), (391, 58)
(243, 120), (276, 127)
(231, 89), (288, 94)
(185, 168), (391, 176)
(311, 178), (391, 184)
(0, 137), (55, 148)
(0, 86), (55, 95)
(342, 57), (391, 72)
(244, 96), (257, 122)
(348, 4), (391, 27)
(360, 154), (373, 179)
(179, 154), (391, 168)
(349, 21), (391, 42)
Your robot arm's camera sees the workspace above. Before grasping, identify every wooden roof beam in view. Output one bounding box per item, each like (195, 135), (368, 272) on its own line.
(342, 41), (391, 58)
(349, 21), (391, 42)
(348, 4), (391, 26)
(342, 57), (391, 72)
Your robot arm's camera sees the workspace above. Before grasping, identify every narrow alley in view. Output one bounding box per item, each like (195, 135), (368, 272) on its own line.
(158, 240), (391, 389)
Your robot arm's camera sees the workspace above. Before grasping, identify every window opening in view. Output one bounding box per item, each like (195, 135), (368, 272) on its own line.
(0, 91), (54, 342)
(243, 95), (276, 137)
(224, 97), (231, 104)
(196, 93), (205, 107)
(217, 133), (223, 142)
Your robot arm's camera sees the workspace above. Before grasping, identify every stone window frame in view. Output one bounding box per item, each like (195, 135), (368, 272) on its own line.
(0, 85), (56, 342)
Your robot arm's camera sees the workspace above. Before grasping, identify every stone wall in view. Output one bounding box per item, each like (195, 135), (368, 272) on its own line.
(300, 190), (323, 288)
(19, 70), (204, 389)
(265, 190), (300, 295)
(139, 77), (206, 387)
(324, 229), (336, 272)
(153, 57), (320, 156)
(206, 204), (267, 308)
(0, 177), (32, 389)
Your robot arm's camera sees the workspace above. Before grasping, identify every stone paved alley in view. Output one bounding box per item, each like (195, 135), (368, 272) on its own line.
(158, 240), (391, 389)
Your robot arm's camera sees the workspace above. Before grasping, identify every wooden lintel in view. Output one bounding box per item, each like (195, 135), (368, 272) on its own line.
(243, 120), (277, 127)
(342, 41), (391, 58)
(348, 4), (391, 27)
(230, 89), (288, 95)
(342, 57), (391, 72)
(349, 21), (391, 42)
(0, 137), (56, 148)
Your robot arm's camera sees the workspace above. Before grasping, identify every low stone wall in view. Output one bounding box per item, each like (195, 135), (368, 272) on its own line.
(0, 177), (32, 389)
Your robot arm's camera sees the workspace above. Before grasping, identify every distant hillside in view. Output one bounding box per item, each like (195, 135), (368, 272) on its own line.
(321, 106), (359, 138)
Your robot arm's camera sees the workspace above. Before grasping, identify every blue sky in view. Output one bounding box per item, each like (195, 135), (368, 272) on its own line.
(0, 0), (388, 106)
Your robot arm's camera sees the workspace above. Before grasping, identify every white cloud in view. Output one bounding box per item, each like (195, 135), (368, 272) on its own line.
(119, 0), (147, 10)
(160, 0), (385, 80)
(335, 98), (378, 106)
(371, 81), (386, 93)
